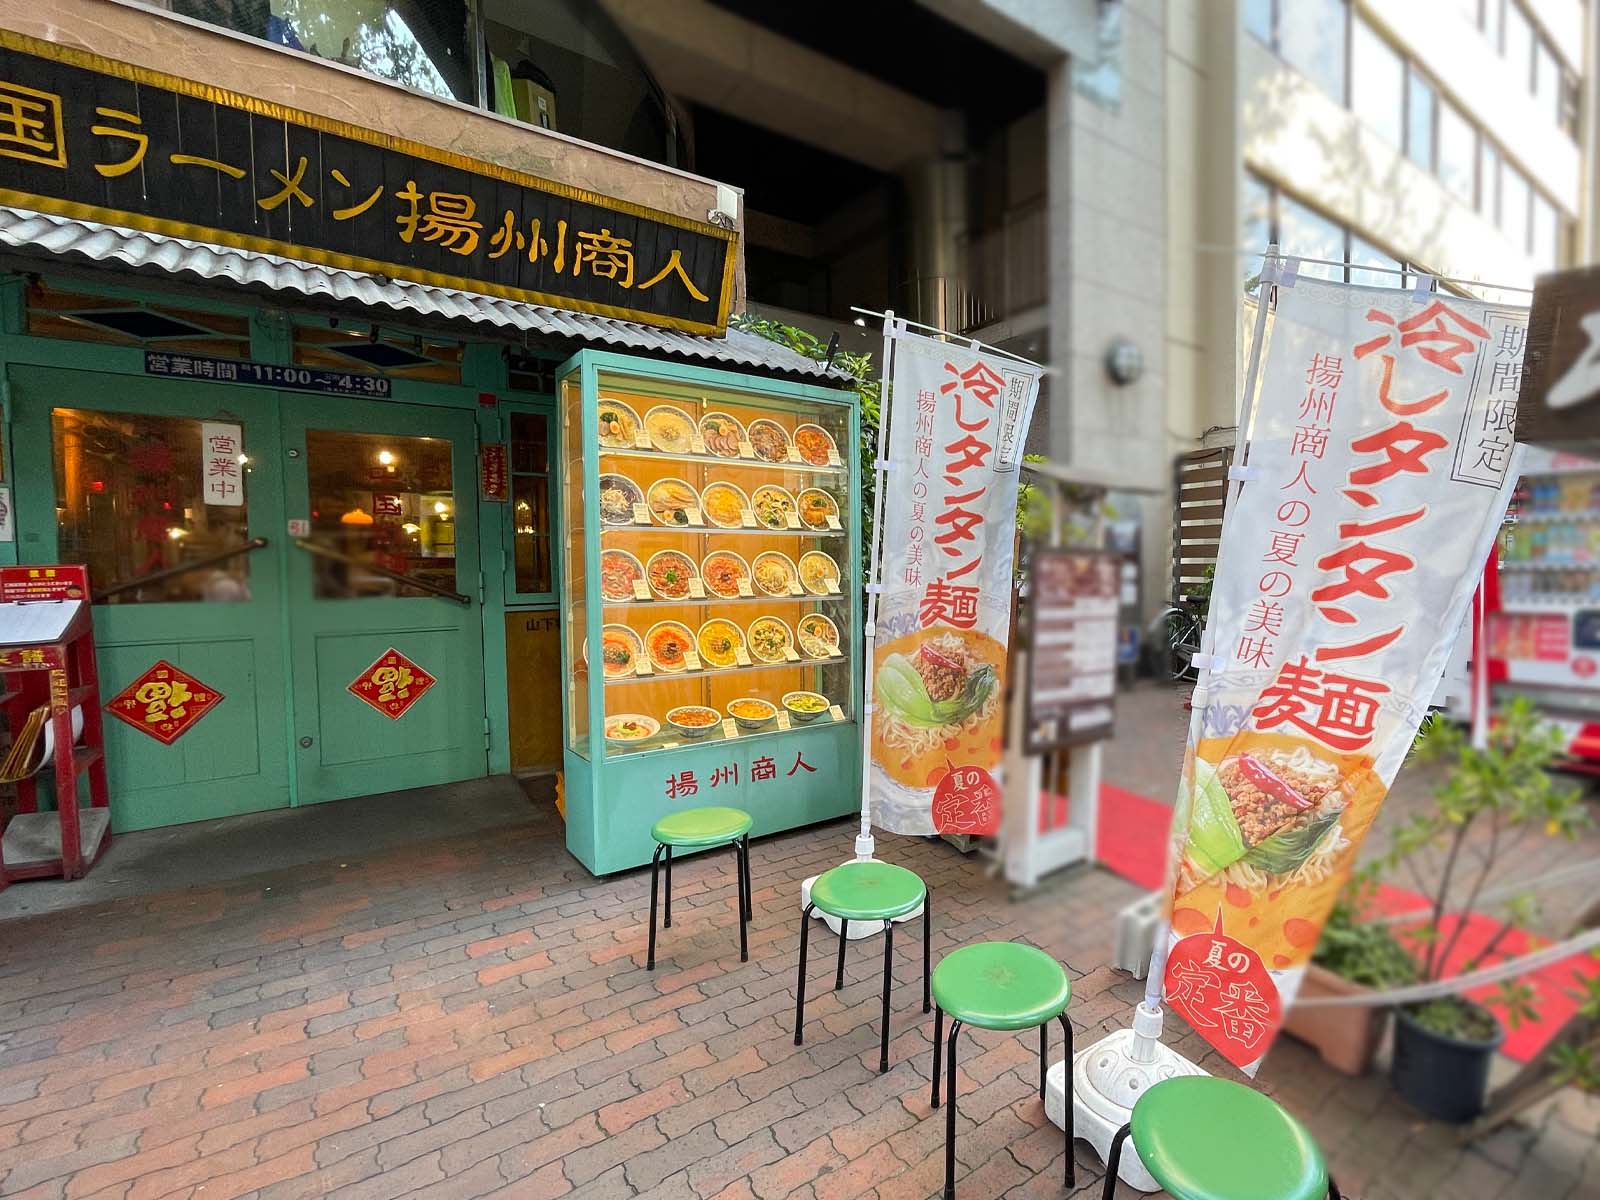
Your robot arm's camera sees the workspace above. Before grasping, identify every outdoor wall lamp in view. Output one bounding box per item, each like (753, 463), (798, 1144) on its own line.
(1104, 338), (1143, 386)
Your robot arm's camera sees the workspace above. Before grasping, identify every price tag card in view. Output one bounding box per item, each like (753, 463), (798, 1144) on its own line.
(824, 578), (841, 595)
(632, 502), (651, 524)
(782, 646), (801, 662)
(787, 579), (804, 596)
(736, 579), (754, 598)
(776, 711), (792, 731)
(786, 446), (802, 464)
(690, 433), (707, 455)
(733, 647), (751, 667)
(684, 652), (703, 672)
(825, 514), (843, 531)
(740, 508), (757, 528)
(737, 440), (756, 458)
(660, 741), (679, 751)
(721, 717), (739, 739)
(827, 448), (842, 467)
(634, 429), (652, 450)
(687, 578), (706, 599)
(828, 703), (846, 722)
(635, 659), (653, 677)
(685, 506), (703, 526)
(631, 579), (651, 601)
(784, 512), (801, 530)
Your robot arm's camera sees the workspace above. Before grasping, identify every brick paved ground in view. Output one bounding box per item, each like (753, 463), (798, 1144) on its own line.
(2, 781), (1596, 1199)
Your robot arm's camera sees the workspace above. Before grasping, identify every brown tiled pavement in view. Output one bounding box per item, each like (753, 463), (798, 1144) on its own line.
(1, 791), (1595, 1199)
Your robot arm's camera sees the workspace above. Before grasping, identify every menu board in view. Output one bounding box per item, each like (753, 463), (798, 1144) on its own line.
(1022, 549), (1118, 751)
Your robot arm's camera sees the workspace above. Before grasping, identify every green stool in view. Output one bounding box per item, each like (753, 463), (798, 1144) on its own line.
(931, 941), (1074, 1199)
(647, 806), (753, 971)
(1103, 1076), (1339, 1200)
(794, 861), (929, 1073)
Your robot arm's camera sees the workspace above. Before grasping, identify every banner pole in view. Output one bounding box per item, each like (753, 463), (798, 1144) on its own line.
(1143, 242), (1279, 1010)
(854, 311), (901, 861)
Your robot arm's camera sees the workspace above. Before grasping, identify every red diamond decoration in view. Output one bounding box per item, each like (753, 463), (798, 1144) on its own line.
(348, 647), (437, 720)
(105, 660), (224, 746)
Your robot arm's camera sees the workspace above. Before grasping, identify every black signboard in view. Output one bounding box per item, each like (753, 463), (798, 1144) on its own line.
(1022, 549), (1118, 753)
(0, 32), (736, 335)
(1515, 264), (1600, 454)
(145, 351), (391, 398)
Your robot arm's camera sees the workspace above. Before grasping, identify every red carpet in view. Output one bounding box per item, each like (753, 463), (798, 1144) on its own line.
(1090, 781), (1594, 1063)
(1372, 884), (1600, 1065)
(1095, 783), (1173, 891)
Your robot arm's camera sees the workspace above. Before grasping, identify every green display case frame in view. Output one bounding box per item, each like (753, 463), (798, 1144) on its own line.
(556, 349), (863, 874)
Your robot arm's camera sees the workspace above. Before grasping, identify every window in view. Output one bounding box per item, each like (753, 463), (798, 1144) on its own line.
(1277, 0), (1347, 103)
(52, 409), (253, 604)
(1244, 0), (1274, 45)
(1349, 236), (1405, 289)
(1351, 18), (1404, 148)
(1278, 193), (1345, 281)
(1560, 72), (1581, 139)
(1405, 68), (1436, 171)
(1501, 165), (1531, 254)
(1478, 141), (1500, 223)
(1533, 39), (1561, 124)
(508, 411), (554, 597)
(1241, 173), (1272, 280)
(1503, 2), (1534, 89)
(1530, 194), (1560, 272)
(1437, 100), (1476, 205)
(1482, 0), (1504, 51)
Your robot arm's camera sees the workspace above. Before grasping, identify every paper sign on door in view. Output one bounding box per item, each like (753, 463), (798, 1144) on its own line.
(201, 422), (245, 507)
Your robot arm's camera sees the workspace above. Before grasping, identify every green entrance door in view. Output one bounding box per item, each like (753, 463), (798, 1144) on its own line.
(8, 366), (291, 830)
(279, 395), (486, 803)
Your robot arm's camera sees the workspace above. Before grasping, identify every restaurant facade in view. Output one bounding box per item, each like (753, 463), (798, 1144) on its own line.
(0, 0), (843, 852)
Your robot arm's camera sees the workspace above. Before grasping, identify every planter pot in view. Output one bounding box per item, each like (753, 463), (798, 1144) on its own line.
(1282, 963), (1389, 1075)
(1390, 1001), (1504, 1124)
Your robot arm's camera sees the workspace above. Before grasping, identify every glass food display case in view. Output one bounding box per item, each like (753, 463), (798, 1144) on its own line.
(558, 351), (863, 874)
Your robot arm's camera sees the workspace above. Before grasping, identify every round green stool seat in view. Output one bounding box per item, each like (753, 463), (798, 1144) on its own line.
(809, 861), (926, 921)
(1130, 1077), (1328, 1200)
(932, 941), (1071, 1030)
(651, 806), (752, 848)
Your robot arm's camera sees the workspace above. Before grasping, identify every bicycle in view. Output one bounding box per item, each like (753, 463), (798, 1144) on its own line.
(1146, 596), (1206, 681)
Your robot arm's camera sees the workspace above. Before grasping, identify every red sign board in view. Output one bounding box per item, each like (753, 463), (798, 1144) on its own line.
(372, 492), (403, 519)
(348, 647), (437, 720)
(1, 565), (89, 602)
(480, 443), (509, 502)
(105, 660), (224, 745)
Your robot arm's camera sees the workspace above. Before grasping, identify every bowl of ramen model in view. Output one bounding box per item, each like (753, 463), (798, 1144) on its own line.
(605, 713), (659, 747)
(596, 398), (641, 449)
(666, 705), (720, 740)
(782, 691), (829, 724)
(727, 697), (777, 731)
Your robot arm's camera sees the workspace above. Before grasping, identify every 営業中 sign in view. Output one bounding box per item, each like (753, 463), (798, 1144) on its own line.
(0, 32), (736, 335)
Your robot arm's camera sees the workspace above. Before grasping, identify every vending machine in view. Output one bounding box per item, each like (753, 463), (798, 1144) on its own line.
(1485, 446), (1600, 764)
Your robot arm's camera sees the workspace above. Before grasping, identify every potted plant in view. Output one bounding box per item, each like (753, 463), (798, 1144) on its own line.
(1284, 865), (1417, 1074)
(1383, 699), (1589, 1124)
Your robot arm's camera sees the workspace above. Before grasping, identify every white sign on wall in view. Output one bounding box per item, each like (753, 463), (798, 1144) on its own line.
(200, 422), (244, 507)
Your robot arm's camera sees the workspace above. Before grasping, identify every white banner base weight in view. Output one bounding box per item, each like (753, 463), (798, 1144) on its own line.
(799, 865), (926, 939)
(1052, 1003), (1207, 1193)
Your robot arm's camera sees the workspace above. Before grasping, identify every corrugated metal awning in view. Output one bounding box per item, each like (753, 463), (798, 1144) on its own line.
(0, 206), (840, 381)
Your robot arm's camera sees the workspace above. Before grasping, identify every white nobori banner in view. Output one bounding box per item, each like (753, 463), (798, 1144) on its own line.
(1160, 280), (1525, 1071)
(867, 328), (1041, 836)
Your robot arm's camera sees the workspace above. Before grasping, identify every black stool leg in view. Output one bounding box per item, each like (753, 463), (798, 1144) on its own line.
(944, 1019), (963, 1200)
(931, 1005), (944, 1108)
(1328, 1175), (1342, 1200)
(835, 918), (849, 989)
(731, 839), (748, 962)
(741, 833), (752, 920)
(922, 890), (932, 1013)
(1038, 1024), (1048, 1101)
(1103, 1124), (1132, 1200)
(1059, 1012), (1075, 1189)
(878, 919), (894, 1073)
(794, 901), (815, 1044)
(647, 844), (664, 971)
(663, 846), (673, 928)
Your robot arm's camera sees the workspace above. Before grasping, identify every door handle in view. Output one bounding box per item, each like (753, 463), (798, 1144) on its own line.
(94, 537), (270, 603)
(292, 538), (471, 606)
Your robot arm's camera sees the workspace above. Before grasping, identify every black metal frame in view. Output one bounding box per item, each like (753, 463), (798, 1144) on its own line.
(793, 891), (931, 1074)
(646, 832), (751, 971)
(1102, 1123), (1342, 1199)
(932, 1006), (1073, 1199)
